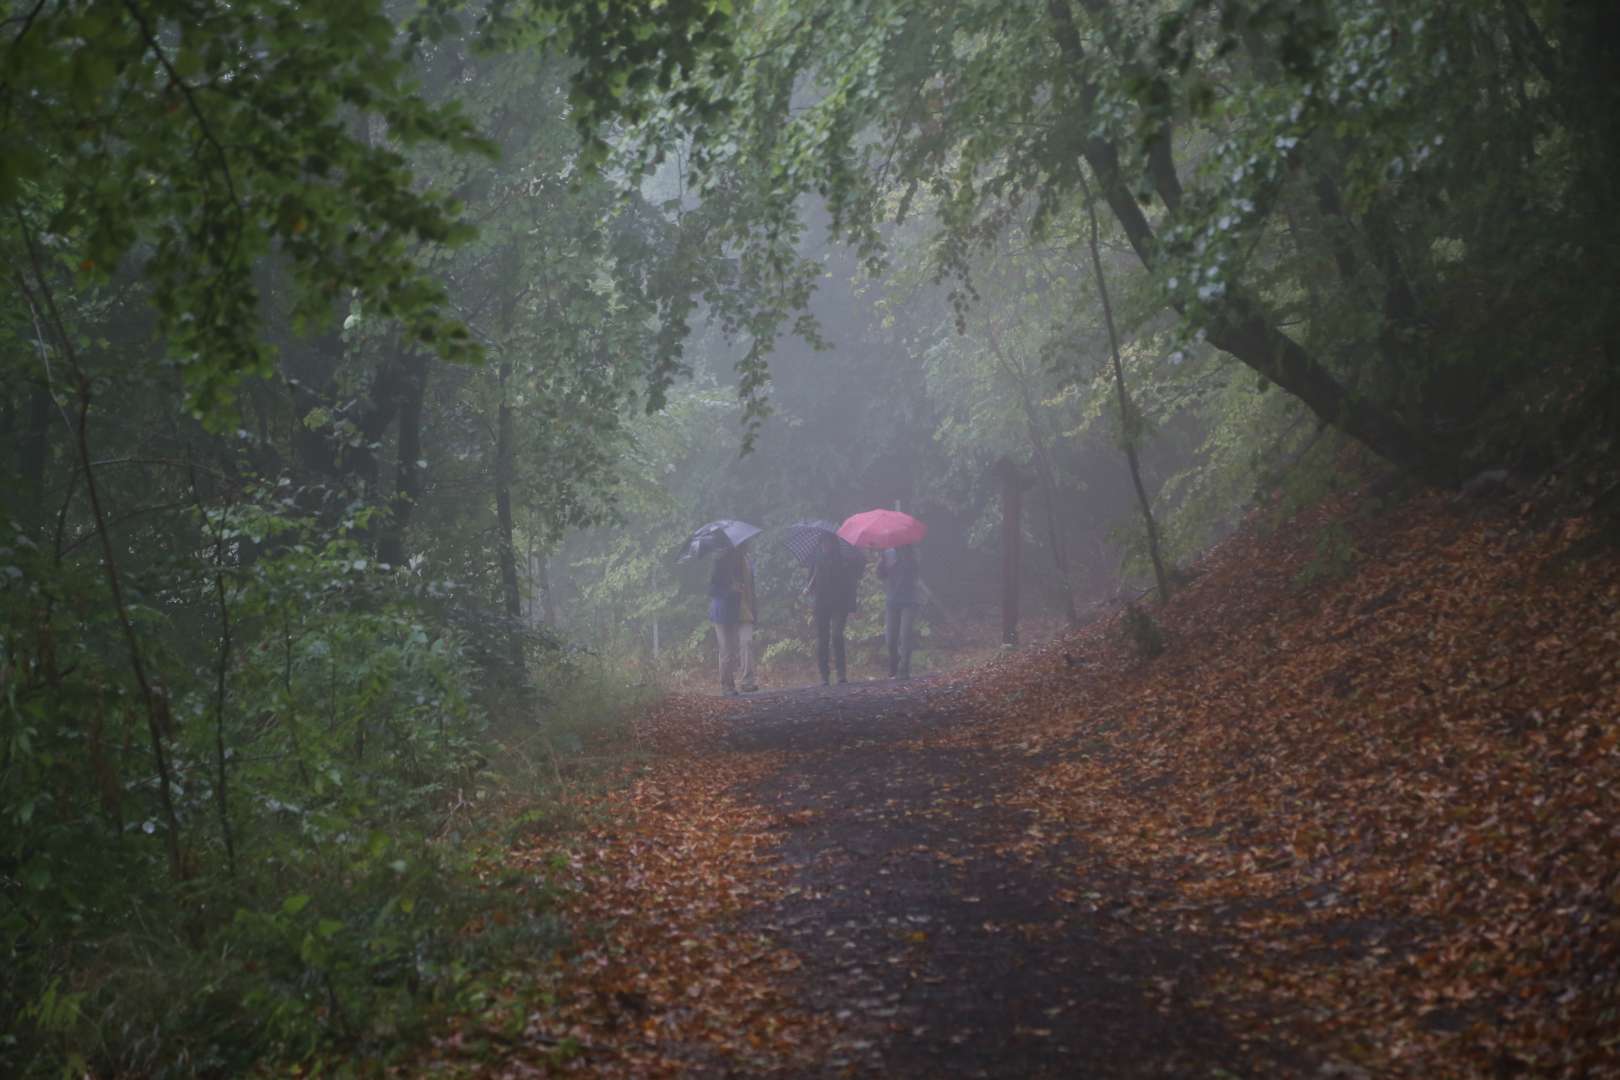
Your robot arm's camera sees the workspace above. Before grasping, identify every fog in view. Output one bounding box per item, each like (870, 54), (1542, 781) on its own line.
(541, 177), (1216, 683)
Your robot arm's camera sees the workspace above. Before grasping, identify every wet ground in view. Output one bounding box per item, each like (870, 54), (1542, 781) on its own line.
(716, 676), (1295, 1078)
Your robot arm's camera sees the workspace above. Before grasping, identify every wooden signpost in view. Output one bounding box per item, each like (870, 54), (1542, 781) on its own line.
(994, 457), (1035, 646)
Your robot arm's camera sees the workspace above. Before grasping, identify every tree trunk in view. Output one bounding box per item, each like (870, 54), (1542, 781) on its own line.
(378, 351), (429, 568)
(16, 223), (186, 879)
(489, 241), (529, 684)
(1079, 171), (1171, 604)
(285, 326), (345, 513)
(493, 356), (525, 675)
(20, 383), (51, 510)
(528, 546), (551, 629)
(1044, 0), (1458, 487)
(995, 457), (1028, 646)
(189, 454), (236, 877)
(985, 320), (1080, 626)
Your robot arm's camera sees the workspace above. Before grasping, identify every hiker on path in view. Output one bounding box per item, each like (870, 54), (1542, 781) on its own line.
(709, 541), (759, 694)
(877, 545), (919, 679)
(803, 532), (861, 686)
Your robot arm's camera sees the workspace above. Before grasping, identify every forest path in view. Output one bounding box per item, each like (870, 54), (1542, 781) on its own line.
(711, 675), (1290, 1078)
(484, 501), (1620, 1079)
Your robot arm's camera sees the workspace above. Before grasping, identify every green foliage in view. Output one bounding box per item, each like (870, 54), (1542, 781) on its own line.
(760, 636), (811, 672)
(2, 0), (490, 424)
(490, 648), (657, 782)
(0, 487), (498, 1073)
(0, 10), (707, 1068)
(593, 0), (1620, 485)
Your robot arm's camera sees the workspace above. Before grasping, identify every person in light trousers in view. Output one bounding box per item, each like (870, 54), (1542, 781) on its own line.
(876, 545), (919, 679)
(708, 542), (758, 694)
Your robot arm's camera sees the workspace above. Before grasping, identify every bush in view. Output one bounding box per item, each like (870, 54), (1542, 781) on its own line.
(760, 636), (813, 674)
(0, 505), (559, 1076)
(1121, 603), (1167, 660)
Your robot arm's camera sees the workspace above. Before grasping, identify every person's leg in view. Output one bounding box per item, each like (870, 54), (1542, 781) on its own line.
(715, 622), (736, 691)
(885, 603), (900, 677)
(831, 611), (847, 682)
(898, 604), (916, 678)
(815, 607), (832, 684)
(738, 622), (756, 690)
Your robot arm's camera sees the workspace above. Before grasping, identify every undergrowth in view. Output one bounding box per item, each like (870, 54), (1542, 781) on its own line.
(2, 642), (652, 1078)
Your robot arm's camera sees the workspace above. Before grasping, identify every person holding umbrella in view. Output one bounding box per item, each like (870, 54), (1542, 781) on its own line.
(877, 545), (920, 679)
(802, 531), (862, 686)
(837, 509), (927, 681)
(708, 539), (759, 694)
(680, 519), (762, 695)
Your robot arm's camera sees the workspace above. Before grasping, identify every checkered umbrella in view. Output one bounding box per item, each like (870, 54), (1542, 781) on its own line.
(779, 520), (864, 568)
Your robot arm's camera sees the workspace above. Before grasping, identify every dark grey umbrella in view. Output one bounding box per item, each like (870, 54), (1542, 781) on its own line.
(779, 519), (864, 568)
(675, 519), (763, 563)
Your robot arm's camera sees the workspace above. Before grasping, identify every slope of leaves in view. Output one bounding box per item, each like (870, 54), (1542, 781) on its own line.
(422, 694), (835, 1076)
(956, 486), (1620, 1077)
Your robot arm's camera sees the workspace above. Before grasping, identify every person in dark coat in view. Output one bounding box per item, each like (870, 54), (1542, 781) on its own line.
(876, 545), (919, 679)
(803, 533), (860, 685)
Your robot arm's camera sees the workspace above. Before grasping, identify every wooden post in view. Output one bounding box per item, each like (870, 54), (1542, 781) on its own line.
(995, 458), (1034, 646)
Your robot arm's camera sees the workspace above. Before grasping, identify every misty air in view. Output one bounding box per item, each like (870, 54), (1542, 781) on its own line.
(3, 1), (1618, 1076)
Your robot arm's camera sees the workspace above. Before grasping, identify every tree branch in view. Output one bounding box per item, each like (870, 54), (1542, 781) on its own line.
(121, 0), (247, 264)
(1079, 168), (1170, 603)
(1044, 0), (1455, 485)
(15, 209), (185, 880)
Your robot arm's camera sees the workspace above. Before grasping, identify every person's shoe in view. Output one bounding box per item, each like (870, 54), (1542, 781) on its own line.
(723, 687), (739, 697)
(836, 676), (847, 685)
(740, 683), (759, 693)
(821, 676), (831, 686)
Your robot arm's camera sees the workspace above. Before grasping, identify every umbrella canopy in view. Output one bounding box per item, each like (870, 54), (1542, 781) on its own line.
(675, 519), (762, 563)
(779, 520), (864, 568)
(837, 509), (927, 549)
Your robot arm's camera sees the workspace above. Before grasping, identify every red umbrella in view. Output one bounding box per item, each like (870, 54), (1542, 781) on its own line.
(837, 509), (927, 549)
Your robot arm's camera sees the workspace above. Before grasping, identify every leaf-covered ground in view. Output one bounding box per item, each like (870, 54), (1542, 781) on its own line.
(430, 488), (1619, 1077)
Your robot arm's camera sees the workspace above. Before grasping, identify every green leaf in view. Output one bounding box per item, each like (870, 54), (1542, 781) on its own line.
(69, 49), (117, 111)
(173, 46), (204, 81)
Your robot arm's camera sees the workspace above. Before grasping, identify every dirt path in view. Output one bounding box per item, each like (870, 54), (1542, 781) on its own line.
(715, 675), (1297, 1078)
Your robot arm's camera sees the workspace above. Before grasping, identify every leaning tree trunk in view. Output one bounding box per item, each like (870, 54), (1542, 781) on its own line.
(1079, 171), (1171, 605)
(1045, 0), (1460, 488)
